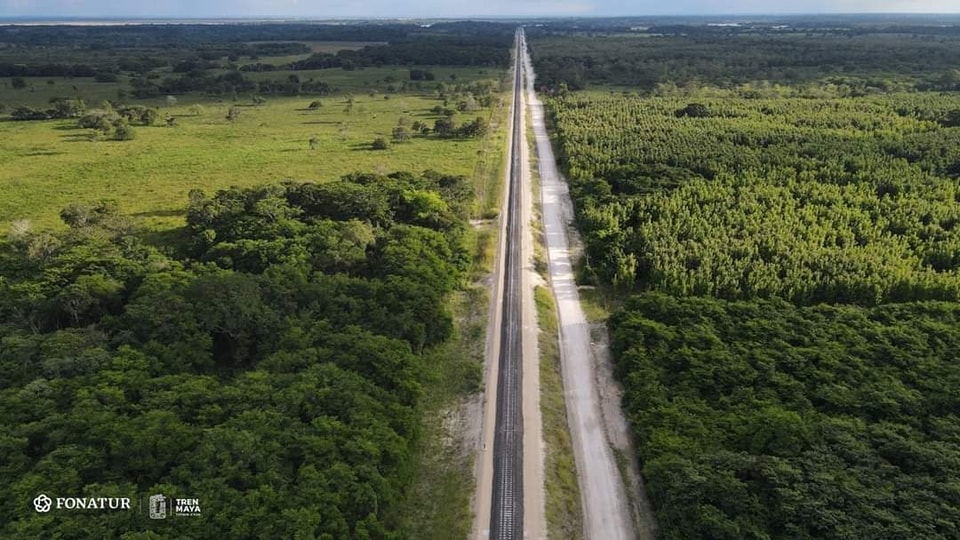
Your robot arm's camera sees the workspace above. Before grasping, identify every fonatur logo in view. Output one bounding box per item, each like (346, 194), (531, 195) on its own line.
(32, 494), (131, 512)
(32, 494), (51, 513)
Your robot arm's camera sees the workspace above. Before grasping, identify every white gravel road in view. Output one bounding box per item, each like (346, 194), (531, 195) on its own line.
(522, 33), (637, 540)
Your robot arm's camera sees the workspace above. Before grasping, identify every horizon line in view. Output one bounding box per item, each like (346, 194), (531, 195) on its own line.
(2, 12), (960, 21)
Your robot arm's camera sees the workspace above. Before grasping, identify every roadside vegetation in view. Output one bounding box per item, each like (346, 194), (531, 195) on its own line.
(532, 17), (960, 539)
(535, 287), (584, 540)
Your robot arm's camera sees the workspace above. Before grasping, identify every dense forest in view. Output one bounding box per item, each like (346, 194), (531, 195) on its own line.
(612, 294), (960, 539)
(0, 22), (512, 77)
(536, 22), (960, 539)
(528, 31), (960, 92)
(0, 21), (513, 48)
(0, 171), (475, 538)
(548, 92), (960, 300)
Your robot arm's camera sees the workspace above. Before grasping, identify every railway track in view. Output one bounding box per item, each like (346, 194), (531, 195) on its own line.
(488, 28), (526, 540)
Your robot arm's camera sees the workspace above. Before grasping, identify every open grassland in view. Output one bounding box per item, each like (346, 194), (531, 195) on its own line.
(0, 87), (505, 232)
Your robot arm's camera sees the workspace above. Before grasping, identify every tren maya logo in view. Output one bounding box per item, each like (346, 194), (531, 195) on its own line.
(148, 494), (167, 520)
(149, 494), (201, 519)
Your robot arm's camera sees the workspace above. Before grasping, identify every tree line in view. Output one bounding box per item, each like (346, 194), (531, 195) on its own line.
(528, 32), (960, 92)
(0, 170), (475, 538)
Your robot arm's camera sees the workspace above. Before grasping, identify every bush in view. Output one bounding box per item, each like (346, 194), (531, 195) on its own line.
(78, 110), (137, 140)
(11, 106), (49, 121)
(371, 137), (389, 150)
(674, 102), (712, 118)
(391, 126), (410, 143)
(48, 98), (86, 119)
(112, 121), (136, 141)
(117, 104), (157, 125)
(410, 69), (435, 81)
(78, 110), (118, 132)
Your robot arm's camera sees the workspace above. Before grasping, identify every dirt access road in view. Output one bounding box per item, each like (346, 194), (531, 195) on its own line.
(521, 30), (640, 540)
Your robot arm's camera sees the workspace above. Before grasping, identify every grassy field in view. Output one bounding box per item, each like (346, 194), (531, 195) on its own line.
(0, 85), (504, 232)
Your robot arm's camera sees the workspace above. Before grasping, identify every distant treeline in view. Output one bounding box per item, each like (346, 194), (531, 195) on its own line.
(130, 71), (332, 98)
(0, 21), (514, 52)
(0, 23), (413, 47)
(523, 14), (960, 36)
(528, 33), (960, 91)
(0, 63), (99, 78)
(287, 36), (511, 71)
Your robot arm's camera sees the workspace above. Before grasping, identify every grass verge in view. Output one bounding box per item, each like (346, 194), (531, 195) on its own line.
(535, 286), (584, 540)
(526, 105), (548, 279)
(392, 284), (487, 539)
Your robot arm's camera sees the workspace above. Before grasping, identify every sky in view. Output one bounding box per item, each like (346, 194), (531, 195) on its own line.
(0, 0), (958, 19)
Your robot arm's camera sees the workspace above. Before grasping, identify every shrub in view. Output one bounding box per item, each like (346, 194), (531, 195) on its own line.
(112, 121), (136, 141)
(674, 102), (712, 118)
(11, 106), (49, 121)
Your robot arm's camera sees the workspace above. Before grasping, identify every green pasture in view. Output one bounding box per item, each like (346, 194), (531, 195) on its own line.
(0, 90), (503, 232)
